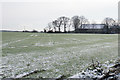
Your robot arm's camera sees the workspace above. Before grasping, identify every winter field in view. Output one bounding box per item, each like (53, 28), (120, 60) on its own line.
(1, 32), (118, 78)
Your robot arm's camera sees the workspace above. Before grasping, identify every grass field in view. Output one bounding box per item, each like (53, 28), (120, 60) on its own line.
(2, 32), (118, 78)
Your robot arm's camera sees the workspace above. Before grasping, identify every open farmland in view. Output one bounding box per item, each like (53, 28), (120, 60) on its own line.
(1, 32), (118, 78)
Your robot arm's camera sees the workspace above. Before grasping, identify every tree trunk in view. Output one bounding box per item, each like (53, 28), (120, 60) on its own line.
(58, 21), (62, 32)
(58, 27), (60, 32)
(64, 24), (66, 32)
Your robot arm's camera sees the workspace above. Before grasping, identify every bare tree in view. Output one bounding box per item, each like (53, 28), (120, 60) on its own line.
(71, 16), (89, 30)
(52, 20), (58, 32)
(68, 21), (72, 32)
(79, 16), (88, 29)
(63, 17), (70, 32)
(102, 17), (115, 28)
(57, 17), (63, 32)
(102, 17), (115, 33)
(57, 16), (70, 32)
(44, 28), (47, 32)
(114, 19), (120, 27)
(47, 22), (53, 32)
(71, 16), (80, 30)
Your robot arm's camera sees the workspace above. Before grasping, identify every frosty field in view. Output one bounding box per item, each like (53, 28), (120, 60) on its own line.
(1, 32), (118, 78)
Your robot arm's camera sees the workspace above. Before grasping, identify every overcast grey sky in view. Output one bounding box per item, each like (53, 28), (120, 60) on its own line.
(1, 0), (119, 31)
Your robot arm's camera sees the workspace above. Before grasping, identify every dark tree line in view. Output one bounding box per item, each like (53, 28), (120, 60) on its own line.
(102, 17), (120, 33)
(44, 16), (120, 33)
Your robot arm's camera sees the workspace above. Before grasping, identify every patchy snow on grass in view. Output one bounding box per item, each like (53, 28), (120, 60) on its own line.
(69, 59), (120, 79)
(34, 41), (69, 47)
(21, 46), (28, 48)
(2, 37), (30, 48)
(2, 40), (117, 78)
(2, 51), (69, 78)
(30, 34), (38, 37)
(8, 47), (15, 48)
(2, 33), (118, 78)
(34, 42), (54, 47)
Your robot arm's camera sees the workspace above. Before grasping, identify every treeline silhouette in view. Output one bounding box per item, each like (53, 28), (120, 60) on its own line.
(44, 16), (120, 34)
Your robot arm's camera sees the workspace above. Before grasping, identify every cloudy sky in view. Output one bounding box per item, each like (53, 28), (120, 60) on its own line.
(1, 0), (119, 31)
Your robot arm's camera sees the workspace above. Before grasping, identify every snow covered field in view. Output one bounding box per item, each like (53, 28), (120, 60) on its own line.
(1, 32), (118, 78)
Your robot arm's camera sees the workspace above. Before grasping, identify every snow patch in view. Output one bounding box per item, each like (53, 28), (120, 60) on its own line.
(30, 34), (38, 37)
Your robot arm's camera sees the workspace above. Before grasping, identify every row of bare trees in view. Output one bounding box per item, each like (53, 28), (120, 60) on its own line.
(44, 16), (120, 33)
(102, 17), (120, 33)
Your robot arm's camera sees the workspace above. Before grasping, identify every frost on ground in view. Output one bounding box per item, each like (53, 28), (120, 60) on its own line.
(2, 37), (30, 48)
(30, 34), (38, 37)
(2, 33), (118, 78)
(70, 58), (120, 80)
(1, 41), (117, 78)
(2, 52), (71, 78)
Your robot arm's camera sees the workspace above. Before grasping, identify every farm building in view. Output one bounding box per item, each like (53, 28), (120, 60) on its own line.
(75, 24), (119, 34)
